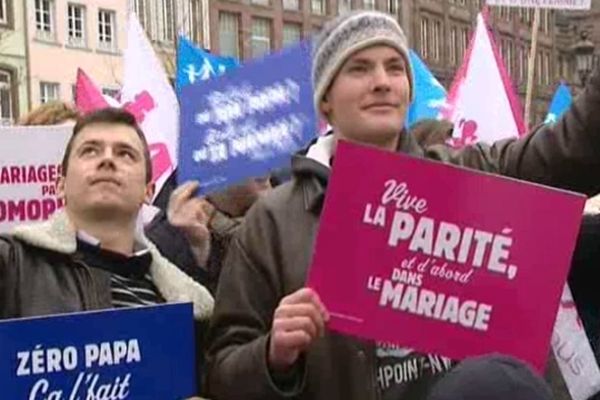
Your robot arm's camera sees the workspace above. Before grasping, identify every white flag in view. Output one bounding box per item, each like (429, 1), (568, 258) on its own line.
(122, 13), (178, 196)
(443, 13), (525, 147)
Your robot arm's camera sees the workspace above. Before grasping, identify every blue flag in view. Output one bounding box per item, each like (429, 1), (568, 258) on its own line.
(0, 304), (196, 399)
(178, 41), (316, 194)
(406, 49), (447, 128)
(176, 36), (239, 91)
(545, 83), (572, 125)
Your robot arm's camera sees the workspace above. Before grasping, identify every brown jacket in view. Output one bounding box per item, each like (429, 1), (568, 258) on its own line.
(205, 67), (600, 400)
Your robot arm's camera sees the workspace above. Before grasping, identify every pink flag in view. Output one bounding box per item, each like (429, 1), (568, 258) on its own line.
(442, 13), (525, 146)
(121, 13), (178, 193)
(74, 69), (119, 114)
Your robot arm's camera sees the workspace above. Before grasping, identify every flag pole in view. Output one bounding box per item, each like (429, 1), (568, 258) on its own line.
(524, 7), (541, 130)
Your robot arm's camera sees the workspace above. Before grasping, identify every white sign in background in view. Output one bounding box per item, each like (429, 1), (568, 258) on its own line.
(486, 0), (591, 9)
(0, 125), (71, 232)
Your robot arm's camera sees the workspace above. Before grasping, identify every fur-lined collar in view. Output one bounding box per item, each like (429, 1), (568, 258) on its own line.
(11, 211), (214, 321)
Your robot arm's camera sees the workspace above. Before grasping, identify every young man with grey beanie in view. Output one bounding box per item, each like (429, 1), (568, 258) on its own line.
(205, 9), (600, 400)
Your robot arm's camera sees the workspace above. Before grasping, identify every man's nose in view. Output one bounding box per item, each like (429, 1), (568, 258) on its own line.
(371, 65), (391, 92)
(98, 148), (117, 169)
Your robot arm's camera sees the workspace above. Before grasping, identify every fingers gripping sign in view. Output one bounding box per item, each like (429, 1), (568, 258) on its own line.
(268, 288), (330, 372)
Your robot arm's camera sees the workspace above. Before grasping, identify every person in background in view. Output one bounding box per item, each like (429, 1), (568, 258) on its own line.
(19, 101), (79, 125)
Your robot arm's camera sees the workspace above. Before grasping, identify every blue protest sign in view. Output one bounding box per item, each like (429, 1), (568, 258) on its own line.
(406, 49), (447, 128)
(0, 303), (196, 399)
(178, 41), (316, 194)
(545, 82), (572, 125)
(176, 36), (239, 91)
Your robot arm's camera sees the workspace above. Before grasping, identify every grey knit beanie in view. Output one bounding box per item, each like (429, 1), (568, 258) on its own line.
(312, 10), (414, 113)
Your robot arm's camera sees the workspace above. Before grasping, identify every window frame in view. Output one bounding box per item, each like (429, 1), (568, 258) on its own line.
(34, 0), (55, 41)
(39, 81), (60, 104)
(97, 8), (117, 52)
(67, 3), (86, 48)
(251, 17), (272, 58)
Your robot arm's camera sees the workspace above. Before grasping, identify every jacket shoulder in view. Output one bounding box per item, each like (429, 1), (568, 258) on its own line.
(249, 179), (304, 218)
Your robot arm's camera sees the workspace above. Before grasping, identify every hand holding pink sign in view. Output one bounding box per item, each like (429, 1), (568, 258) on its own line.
(268, 288), (330, 372)
(308, 141), (585, 371)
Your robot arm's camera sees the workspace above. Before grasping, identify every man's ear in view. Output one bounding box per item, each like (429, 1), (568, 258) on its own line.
(320, 94), (332, 121)
(144, 182), (155, 204)
(56, 176), (66, 202)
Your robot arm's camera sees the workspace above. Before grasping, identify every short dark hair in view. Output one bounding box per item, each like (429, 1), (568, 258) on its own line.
(61, 107), (153, 183)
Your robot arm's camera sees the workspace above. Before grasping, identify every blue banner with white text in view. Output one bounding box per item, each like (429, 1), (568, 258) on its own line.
(178, 41), (316, 194)
(0, 303), (196, 399)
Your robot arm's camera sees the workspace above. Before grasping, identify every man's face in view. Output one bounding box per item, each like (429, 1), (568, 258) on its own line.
(320, 45), (410, 148)
(57, 123), (153, 219)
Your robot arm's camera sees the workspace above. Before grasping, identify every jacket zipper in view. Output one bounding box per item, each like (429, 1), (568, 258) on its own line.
(74, 260), (101, 310)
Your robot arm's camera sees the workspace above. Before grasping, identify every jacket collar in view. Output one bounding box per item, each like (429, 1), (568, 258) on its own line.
(293, 131), (423, 214)
(11, 210), (214, 321)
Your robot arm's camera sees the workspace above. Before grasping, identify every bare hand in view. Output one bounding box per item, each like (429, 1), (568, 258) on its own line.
(268, 288), (330, 372)
(167, 181), (213, 264)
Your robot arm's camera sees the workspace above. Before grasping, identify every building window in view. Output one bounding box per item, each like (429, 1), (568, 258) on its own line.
(283, 22), (301, 46)
(338, 0), (351, 13)
(133, 0), (152, 38)
(102, 87), (120, 99)
(460, 26), (469, 61)
(542, 10), (551, 34)
(0, 70), (13, 122)
(432, 19), (441, 62)
(506, 41), (513, 76)
(40, 82), (59, 104)
(449, 26), (457, 65)
(517, 45), (524, 83)
(420, 17), (429, 59)
(35, 0), (55, 40)
(387, 0), (398, 14)
(283, 0), (299, 10)
(251, 0), (270, 5)
(0, 0), (8, 26)
(251, 17), (271, 58)
(312, 0), (325, 15)
(159, 0), (175, 43)
(219, 12), (240, 58)
(363, 0), (375, 9)
(536, 50), (543, 85)
(543, 51), (550, 85)
(98, 9), (116, 51)
(67, 4), (86, 47)
(558, 52), (570, 80)
(182, 0), (202, 44)
(501, 39), (513, 76)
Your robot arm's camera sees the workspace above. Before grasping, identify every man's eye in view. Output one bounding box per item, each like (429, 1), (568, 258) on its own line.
(389, 64), (406, 73)
(119, 150), (135, 160)
(348, 65), (367, 73)
(80, 147), (98, 156)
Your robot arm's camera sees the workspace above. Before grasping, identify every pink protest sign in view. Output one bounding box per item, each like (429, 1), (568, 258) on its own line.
(308, 141), (585, 371)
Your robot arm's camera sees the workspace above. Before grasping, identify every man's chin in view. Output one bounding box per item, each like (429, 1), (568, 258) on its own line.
(355, 127), (402, 148)
(85, 200), (137, 216)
